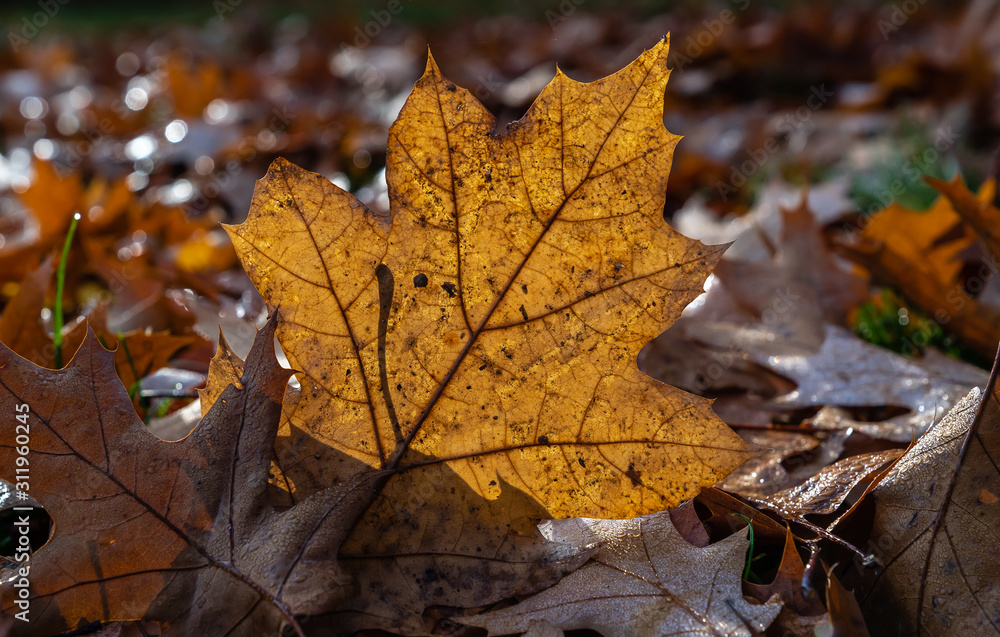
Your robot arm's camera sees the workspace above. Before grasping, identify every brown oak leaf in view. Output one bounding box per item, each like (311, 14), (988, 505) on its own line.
(0, 316), (378, 635)
(855, 353), (1000, 635)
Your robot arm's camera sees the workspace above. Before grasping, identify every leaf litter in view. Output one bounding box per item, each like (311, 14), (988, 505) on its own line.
(2, 7), (1000, 635)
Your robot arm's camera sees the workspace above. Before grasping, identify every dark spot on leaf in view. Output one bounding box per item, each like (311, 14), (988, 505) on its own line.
(442, 282), (457, 297)
(413, 273), (428, 287)
(538, 435), (549, 445)
(578, 457), (586, 468)
(519, 305), (529, 321)
(626, 463), (642, 487)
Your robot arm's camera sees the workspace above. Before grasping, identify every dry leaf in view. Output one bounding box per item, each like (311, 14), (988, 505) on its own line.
(696, 487), (790, 546)
(839, 184), (1000, 359)
(856, 354), (1000, 635)
(2, 40), (757, 635)
(225, 38), (757, 632)
(696, 194), (867, 355)
(925, 175), (1000, 262)
(17, 160), (83, 248)
(0, 316), (378, 635)
(459, 511), (783, 636)
(198, 328), (246, 417)
(227, 38), (754, 518)
(826, 568), (871, 637)
(0, 258), (200, 412)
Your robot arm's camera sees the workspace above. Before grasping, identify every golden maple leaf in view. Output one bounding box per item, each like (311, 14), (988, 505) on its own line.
(0, 38), (758, 635)
(227, 37), (755, 520)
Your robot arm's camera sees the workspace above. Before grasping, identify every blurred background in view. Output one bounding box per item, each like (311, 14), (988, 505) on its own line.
(0, 0), (998, 436)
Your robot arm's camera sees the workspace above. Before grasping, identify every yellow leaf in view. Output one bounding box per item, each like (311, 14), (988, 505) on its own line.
(227, 37), (755, 520)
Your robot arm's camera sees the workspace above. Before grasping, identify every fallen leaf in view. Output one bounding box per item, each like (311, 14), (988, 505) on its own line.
(698, 194), (867, 355)
(745, 527), (825, 616)
(751, 324), (989, 441)
(459, 511), (783, 636)
(0, 316), (377, 635)
(757, 449), (902, 518)
(719, 430), (821, 499)
(696, 487), (790, 546)
(227, 38), (754, 520)
(826, 568), (871, 637)
(839, 184), (1000, 359)
(854, 352), (1000, 635)
(17, 160), (84, 249)
(926, 174), (1000, 261)
(198, 328), (245, 417)
(2, 39), (757, 634)
(0, 257), (201, 419)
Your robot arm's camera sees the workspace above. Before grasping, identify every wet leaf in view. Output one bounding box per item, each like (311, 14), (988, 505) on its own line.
(856, 352), (1000, 635)
(751, 324), (989, 441)
(759, 449), (902, 518)
(459, 511), (783, 636)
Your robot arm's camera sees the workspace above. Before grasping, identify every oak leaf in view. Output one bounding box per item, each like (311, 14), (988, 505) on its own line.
(839, 183), (1000, 359)
(749, 324), (989, 441)
(745, 528), (827, 634)
(0, 316), (375, 635)
(926, 175), (1000, 262)
(856, 353), (1000, 635)
(459, 511), (783, 636)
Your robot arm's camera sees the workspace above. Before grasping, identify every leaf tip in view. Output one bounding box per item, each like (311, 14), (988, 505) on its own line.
(424, 48), (442, 79)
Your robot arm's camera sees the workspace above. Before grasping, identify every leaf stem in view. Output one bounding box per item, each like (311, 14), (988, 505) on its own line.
(53, 212), (81, 369)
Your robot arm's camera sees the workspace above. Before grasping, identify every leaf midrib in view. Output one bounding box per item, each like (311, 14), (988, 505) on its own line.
(383, 57), (658, 473)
